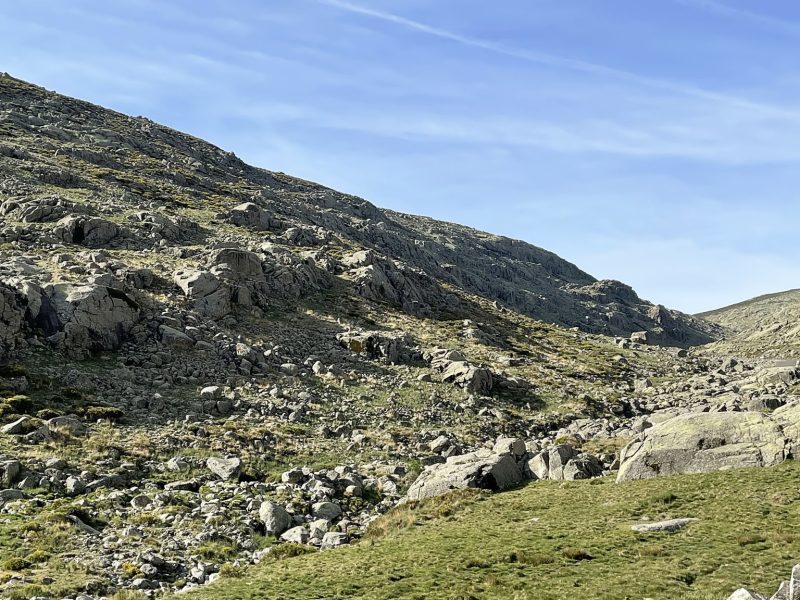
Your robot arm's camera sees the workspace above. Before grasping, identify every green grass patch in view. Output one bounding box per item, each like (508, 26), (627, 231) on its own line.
(187, 462), (800, 600)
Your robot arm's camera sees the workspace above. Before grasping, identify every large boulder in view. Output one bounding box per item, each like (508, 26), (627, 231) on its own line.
(225, 202), (275, 231)
(259, 501), (291, 535)
(130, 211), (200, 242)
(54, 215), (120, 247)
(174, 269), (231, 318)
(405, 450), (523, 501)
(43, 284), (139, 351)
(344, 251), (446, 316)
(260, 245), (331, 299)
(206, 456), (241, 481)
(1, 196), (79, 223)
(617, 411), (787, 482)
(440, 361), (493, 395)
(209, 248), (265, 282)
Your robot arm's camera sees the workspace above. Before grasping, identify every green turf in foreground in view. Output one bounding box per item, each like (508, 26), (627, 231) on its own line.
(186, 461), (800, 600)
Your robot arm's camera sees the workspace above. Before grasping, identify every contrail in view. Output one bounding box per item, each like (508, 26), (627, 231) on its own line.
(671, 0), (800, 37)
(318, 0), (800, 121)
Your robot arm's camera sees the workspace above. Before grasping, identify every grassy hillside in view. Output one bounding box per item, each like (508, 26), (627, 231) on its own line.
(187, 462), (800, 600)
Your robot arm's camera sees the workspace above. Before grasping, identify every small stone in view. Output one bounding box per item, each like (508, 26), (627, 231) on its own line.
(320, 531), (348, 549)
(280, 526), (310, 544)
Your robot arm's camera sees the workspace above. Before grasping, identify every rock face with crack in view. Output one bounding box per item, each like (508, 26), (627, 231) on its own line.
(617, 410), (790, 482)
(0, 283), (25, 357)
(53, 215), (121, 247)
(43, 284), (140, 351)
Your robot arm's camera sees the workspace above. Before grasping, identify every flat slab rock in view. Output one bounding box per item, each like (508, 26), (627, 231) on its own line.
(631, 518), (698, 533)
(616, 408), (798, 482)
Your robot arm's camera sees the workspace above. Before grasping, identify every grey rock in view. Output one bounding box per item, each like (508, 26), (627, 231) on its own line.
(280, 526), (310, 544)
(159, 324), (194, 348)
(0, 460), (20, 487)
(0, 488), (24, 502)
(312, 501), (342, 521)
(65, 476), (86, 495)
(727, 591), (766, 600)
(1, 416), (31, 434)
(441, 361), (493, 395)
(617, 411), (787, 482)
(43, 283), (139, 351)
(547, 444), (576, 481)
(130, 494), (152, 509)
(527, 451), (549, 480)
(631, 518), (698, 533)
(771, 581), (789, 600)
(174, 269), (231, 319)
(206, 456), (241, 480)
(226, 202), (275, 230)
(320, 531), (348, 549)
(493, 437), (526, 458)
(405, 450), (523, 501)
(54, 215), (120, 247)
(259, 501), (291, 535)
(790, 564), (800, 600)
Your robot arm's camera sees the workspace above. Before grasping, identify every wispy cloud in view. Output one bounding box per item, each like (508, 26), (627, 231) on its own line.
(671, 0), (800, 36)
(317, 0), (800, 121)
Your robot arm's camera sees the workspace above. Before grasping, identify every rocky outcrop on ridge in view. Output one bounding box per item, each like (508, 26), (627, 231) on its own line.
(0, 75), (717, 347)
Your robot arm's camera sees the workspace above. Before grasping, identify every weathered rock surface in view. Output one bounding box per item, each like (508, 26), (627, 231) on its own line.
(630, 518), (698, 533)
(225, 202), (276, 231)
(405, 450), (523, 501)
(0, 283), (25, 357)
(617, 411), (789, 482)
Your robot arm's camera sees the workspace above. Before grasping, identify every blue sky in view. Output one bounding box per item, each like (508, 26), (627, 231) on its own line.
(2, 0), (800, 313)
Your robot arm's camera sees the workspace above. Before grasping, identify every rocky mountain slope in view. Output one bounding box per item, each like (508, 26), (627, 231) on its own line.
(0, 74), (716, 350)
(0, 74), (795, 600)
(699, 289), (800, 358)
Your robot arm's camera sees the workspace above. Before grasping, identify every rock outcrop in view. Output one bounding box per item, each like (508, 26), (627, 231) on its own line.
(0, 283), (25, 357)
(617, 407), (800, 482)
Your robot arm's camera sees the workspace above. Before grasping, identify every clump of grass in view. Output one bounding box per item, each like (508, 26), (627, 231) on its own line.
(267, 543), (315, 561)
(109, 591), (149, 600)
(365, 488), (483, 540)
(0, 363), (26, 377)
(196, 541), (238, 562)
(504, 550), (554, 566)
(737, 533), (767, 547)
(638, 545), (667, 557)
(582, 435), (631, 455)
(84, 405), (124, 422)
(561, 547), (593, 561)
(0, 394), (32, 417)
(653, 492), (679, 505)
(465, 558), (491, 568)
(119, 561), (140, 580)
(2, 556), (31, 571)
(25, 549), (51, 563)
(219, 563), (247, 578)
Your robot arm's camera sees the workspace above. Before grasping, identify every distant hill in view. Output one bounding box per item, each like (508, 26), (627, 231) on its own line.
(699, 288), (800, 357)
